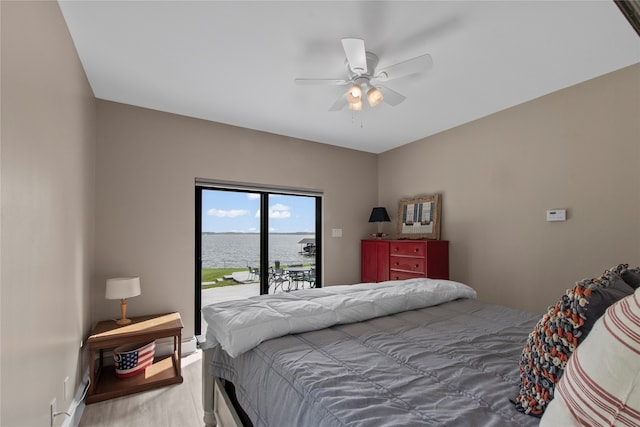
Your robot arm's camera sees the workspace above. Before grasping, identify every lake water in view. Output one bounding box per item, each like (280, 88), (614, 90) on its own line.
(201, 233), (315, 268)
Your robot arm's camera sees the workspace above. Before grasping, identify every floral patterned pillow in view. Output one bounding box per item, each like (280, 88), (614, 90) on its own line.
(514, 264), (633, 417)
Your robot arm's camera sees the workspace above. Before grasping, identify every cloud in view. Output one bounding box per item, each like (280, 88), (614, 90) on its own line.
(207, 208), (250, 218)
(247, 193), (260, 200)
(269, 204), (291, 219)
(254, 204), (291, 219)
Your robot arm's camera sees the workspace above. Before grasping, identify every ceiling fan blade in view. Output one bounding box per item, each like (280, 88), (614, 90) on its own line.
(378, 86), (406, 106)
(295, 78), (350, 85)
(341, 38), (367, 74)
(328, 93), (348, 111)
(375, 54), (433, 81)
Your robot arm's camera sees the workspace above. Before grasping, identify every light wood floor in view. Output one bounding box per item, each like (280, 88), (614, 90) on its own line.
(80, 350), (204, 427)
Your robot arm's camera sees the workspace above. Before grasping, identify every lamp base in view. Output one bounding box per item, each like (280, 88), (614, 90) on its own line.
(115, 317), (132, 326)
(371, 233), (386, 240)
(115, 298), (132, 326)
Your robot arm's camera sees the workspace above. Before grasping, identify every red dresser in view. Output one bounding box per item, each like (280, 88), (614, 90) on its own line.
(362, 239), (449, 283)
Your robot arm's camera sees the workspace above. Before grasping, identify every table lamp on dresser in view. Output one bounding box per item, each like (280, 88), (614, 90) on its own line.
(368, 207), (391, 238)
(105, 277), (141, 326)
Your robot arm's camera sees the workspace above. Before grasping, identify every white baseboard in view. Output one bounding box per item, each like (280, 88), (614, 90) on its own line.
(183, 336), (198, 355)
(154, 335), (198, 357)
(61, 368), (89, 427)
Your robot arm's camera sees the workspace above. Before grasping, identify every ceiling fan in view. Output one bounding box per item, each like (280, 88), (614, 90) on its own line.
(295, 38), (433, 111)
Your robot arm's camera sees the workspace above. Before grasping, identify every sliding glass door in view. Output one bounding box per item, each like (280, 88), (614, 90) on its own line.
(267, 194), (317, 293)
(195, 184), (321, 336)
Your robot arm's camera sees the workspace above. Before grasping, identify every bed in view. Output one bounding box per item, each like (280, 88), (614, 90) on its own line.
(200, 278), (545, 427)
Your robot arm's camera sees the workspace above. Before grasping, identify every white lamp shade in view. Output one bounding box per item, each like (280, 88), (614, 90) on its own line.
(105, 277), (141, 300)
(367, 87), (384, 107)
(348, 100), (363, 111)
(346, 84), (362, 103)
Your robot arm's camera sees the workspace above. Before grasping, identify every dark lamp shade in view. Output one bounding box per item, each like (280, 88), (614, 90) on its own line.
(368, 207), (391, 223)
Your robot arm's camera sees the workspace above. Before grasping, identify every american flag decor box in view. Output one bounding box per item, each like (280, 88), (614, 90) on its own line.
(114, 340), (156, 378)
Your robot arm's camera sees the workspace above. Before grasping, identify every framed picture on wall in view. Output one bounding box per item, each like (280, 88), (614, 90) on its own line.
(397, 194), (442, 240)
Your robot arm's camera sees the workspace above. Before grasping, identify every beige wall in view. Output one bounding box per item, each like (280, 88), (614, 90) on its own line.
(379, 63), (640, 313)
(1, 2), (96, 426)
(94, 101), (378, 337)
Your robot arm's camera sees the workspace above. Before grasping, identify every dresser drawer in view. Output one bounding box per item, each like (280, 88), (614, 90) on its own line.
(390, 271), (424, 281)
(390, 256), (425, 273)
(362, 239), (449, 283)
(390, 241), (426, 257)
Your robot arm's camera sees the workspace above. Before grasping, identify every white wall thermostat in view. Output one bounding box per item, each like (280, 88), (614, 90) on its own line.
(546, 209), (567, 222)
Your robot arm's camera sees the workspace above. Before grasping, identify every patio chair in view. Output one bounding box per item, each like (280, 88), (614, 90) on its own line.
(269, 268), (289, 293)
(304, 268), (316, 288)
(247, 266), (259, 282)
(288, 269), (306, 290)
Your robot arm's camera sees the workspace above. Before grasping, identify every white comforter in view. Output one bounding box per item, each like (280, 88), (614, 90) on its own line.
(201, 278), (476, 357)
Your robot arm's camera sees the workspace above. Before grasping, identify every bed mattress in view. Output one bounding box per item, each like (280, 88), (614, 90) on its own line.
(208, 298), (540, 427)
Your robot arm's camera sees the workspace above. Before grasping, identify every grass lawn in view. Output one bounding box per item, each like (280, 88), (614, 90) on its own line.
(201, 264), (315, 289)
(201, 268), (246, 289)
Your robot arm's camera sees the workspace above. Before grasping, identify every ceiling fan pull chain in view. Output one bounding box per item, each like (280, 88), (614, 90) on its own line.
(350, 111), (364, 129)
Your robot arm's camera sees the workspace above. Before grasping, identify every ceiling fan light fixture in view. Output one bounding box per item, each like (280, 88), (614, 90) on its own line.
(348, 100), (363, 111)
(296, 38), (428, 111)
(367, 87), (384, 107)
(346, 84), (362, 103)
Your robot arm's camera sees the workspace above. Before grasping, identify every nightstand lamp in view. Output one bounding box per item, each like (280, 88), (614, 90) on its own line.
(368, 207), (391, 238)
(105, 277), (141, 326)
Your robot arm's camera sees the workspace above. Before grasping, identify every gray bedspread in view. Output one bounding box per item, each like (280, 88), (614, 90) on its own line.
(209, 298), (541, 427)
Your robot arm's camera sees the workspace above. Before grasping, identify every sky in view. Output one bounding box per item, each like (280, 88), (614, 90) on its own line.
(201, 189), (315, 233)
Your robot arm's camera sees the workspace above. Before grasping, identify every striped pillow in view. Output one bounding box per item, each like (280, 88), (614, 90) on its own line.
(540, 287), (640, 426)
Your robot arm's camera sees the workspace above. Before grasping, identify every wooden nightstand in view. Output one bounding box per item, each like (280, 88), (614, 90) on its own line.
(86, 312), (184, 404)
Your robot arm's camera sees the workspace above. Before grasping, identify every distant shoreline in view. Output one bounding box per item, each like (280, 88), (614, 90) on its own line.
(202, 232), (314, 235)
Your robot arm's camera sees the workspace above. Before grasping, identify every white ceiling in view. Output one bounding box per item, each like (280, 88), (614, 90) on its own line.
(58, 1), (640, 154)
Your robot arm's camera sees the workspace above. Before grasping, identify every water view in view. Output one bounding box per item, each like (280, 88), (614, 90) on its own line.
(202, 233), (315, 268)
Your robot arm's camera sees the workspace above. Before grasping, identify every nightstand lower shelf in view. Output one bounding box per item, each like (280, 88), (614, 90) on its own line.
(87, 355), (182, 403)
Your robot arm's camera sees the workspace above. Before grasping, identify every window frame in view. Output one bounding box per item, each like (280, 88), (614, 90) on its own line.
(195, 180), (323, 336)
